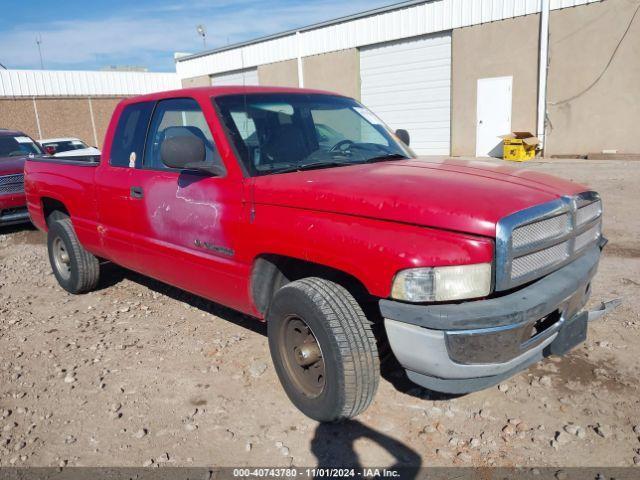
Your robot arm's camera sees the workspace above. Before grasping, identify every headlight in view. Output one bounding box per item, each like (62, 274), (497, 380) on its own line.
(391, 263), (492, 302)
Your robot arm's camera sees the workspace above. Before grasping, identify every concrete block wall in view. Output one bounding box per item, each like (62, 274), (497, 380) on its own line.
(0, 99), (40, 139)
(0, 96), (124, 148)
(255, 49), (361, 98)
(181, 75), (211, 88)
(452, 0), (640, 156)
(35, 98), (96, 146)
(545, 0), (640, 155)
(258, 59), (299, 88)
(90, 98), (123, 147)
(451, 14), (540, 157)
(303, 49), (361, 100)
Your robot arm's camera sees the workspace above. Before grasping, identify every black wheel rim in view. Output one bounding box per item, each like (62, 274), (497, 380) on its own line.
(279, 315), (326, 398)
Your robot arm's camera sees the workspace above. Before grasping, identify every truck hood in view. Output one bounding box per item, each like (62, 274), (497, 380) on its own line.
(252, 158), (587, 237)
(0, 157), (26, 176)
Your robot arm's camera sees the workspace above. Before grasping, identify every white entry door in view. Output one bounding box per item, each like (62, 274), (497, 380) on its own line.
(476, 76), (512, 157)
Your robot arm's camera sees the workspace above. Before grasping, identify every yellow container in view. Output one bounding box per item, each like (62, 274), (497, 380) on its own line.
(503, 140), (537, 161)
(500, 132), (540, 162)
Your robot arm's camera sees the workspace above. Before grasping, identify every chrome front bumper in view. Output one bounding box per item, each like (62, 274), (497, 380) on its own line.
(380, 246), (606, 393)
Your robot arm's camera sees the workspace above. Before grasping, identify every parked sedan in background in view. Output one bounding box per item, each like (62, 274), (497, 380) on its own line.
(39, 137), (101, 159)
(0, 129), (44, 226)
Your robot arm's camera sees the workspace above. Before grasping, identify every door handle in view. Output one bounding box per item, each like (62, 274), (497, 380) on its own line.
(130, 186), (144, 199)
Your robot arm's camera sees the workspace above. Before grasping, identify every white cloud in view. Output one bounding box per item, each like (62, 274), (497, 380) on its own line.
(0, 0), (392, 70)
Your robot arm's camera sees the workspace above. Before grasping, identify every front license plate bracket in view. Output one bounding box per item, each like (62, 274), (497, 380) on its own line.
(549, 312), (588, 356)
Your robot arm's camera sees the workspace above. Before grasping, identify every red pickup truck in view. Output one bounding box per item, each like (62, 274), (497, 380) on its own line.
(25, 86), (606, 422)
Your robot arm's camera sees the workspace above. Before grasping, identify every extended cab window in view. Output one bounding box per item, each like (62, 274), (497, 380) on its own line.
(143, 98), (223, 172)
(110, 101), (154, 167)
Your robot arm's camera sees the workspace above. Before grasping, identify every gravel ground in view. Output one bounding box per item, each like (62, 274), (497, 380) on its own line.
(0, 158), (639, 469)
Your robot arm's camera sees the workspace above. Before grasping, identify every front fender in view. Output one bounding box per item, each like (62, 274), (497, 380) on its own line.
(245, 205), (494, 298)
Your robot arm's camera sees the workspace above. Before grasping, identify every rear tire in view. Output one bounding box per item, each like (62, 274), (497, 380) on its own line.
(267, 277), (379, 422)
(47, 216), (100, 294)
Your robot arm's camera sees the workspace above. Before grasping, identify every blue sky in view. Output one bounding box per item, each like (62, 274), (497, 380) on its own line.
(0, 0), (395, 72)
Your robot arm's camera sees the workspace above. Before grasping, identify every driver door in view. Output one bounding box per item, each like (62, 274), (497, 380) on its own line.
(126, 97), (247, 308)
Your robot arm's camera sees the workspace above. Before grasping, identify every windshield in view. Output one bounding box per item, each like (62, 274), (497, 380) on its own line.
(214, 93), (415, 176)
(0, 134), (44, 158)
(42, 139), (89, 153)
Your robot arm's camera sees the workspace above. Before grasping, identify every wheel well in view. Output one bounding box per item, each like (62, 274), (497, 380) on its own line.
(41, 197), (69, 224)
(251, 255), (378, 318)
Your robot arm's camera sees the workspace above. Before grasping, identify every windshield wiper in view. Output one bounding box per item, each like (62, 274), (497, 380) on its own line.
(267, 161), (353, 175)
(263, 155), (408, 176)
(362, 153), (409, 163)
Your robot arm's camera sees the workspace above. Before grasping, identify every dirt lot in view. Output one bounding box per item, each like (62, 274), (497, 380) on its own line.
(1, 158), (639, 469)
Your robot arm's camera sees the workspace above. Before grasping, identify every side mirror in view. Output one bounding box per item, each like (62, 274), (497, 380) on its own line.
(161, 135), (224, 176)
(395, 129), (410, 146)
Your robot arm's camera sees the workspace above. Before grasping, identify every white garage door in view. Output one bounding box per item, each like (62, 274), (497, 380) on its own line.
(211, 68), (259, 86)
(360, 32), (451, 156)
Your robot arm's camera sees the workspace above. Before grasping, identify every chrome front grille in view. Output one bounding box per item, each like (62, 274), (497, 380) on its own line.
(576, 200), (602, 227)
(511, 241), (571, 279)
(0, 174), (24, 195)
(575, 222), (602, 252)
(512, 213), (570, 250)
(496, 191), (602, 291)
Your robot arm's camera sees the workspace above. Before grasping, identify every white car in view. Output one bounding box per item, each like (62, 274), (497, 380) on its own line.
(39, 137), (101, 158)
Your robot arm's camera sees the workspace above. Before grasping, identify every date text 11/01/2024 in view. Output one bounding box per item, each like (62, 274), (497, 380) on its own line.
(232, 468), (401, 477)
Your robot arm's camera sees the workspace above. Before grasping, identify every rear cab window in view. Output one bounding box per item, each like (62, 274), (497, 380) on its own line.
(110, 102), (154, 168)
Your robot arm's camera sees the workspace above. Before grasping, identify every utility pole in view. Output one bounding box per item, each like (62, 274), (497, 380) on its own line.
(36, 34), (44, 69)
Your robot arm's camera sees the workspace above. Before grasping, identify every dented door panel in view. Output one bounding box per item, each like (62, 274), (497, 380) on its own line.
(126, 169), (251, 312)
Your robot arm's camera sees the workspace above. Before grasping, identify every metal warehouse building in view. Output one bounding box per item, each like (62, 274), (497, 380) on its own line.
(176, 0), (640, 158)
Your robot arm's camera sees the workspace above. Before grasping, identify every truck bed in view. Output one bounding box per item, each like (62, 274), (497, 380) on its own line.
(28, 155), (101, 166)
(24, 157), (101, 250)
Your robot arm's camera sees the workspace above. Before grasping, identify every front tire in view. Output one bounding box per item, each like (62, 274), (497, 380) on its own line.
(47, 216), (100, 294)
(267, 277), (379, 422)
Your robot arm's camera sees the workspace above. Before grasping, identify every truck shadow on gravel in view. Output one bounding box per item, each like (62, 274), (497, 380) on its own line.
(98, 263), (450, 400)
(102, 255), (424, 474)
(98, 262), (267, 336)
(380, 354), (463, 402)
(311, 420), (422, 474)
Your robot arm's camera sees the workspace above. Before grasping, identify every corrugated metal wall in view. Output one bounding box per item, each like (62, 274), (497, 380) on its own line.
(0, 69), (180, 97)
(176, 0), (602, 79)
(360, 32), (452, 155)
